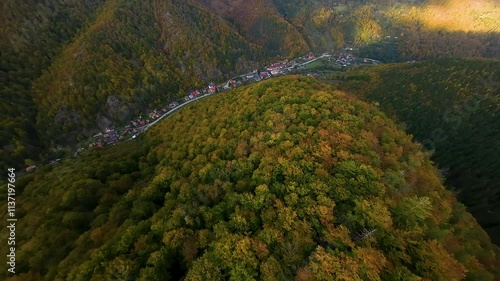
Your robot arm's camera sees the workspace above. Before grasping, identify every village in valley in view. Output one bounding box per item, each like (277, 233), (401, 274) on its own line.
(23, 48), (384, 173)
(82, 48), (383, 152)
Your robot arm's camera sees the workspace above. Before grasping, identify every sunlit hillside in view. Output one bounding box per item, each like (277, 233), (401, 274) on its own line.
(383, 0), (500, 33)
(379, 0), (500, 60)
(418, 0), (500, 32)
(2, 0), (498, 172)
(272, 0), (499, 60)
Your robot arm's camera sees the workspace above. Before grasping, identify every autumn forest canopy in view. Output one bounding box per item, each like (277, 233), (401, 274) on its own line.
(0, 0), (499, 280)
(1, 77), (500, 280)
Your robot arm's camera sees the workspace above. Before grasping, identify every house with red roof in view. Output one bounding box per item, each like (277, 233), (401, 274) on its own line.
(209, 82), (216, 93)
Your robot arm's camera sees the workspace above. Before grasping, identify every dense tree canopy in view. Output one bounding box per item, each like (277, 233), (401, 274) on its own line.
(2, 76), (499, 280)
(340, 58), (500, 245)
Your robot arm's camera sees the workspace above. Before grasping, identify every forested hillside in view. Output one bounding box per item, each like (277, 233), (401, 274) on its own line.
(0, 0), (104, 172)
(0, 0), (311, 171)
(194, 0), (310, 56)
(340, 58), (500, 244)
(2, 0), (498, 171)
(31, 0), (273, 147)
(2, 77), (499, 280)
(272, 0), (499, 61)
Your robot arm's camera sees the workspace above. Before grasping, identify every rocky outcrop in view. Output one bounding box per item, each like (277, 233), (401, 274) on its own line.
(105, 95), (133, 123)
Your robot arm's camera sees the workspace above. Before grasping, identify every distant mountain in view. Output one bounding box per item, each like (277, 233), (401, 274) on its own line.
(340, 58), (500, 244)
(1, 76), (499, 280)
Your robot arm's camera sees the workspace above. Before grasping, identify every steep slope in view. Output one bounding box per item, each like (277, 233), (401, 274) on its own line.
(194, 0), (310, 56)
(3, 0), (498, 172)
(31, 0), (270, 147)
(272, 0), (499, 60)
(340, 58), (500, 244)
(2, 76), (499, 280)
(0, 0), (104, 171)
(1, 0), (311, 170)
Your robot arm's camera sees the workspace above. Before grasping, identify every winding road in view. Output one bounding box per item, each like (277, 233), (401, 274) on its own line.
(141, 92), (216, 132)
